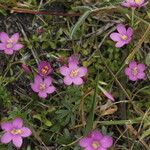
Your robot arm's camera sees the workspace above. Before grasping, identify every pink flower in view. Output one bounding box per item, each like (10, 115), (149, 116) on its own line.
(103, 91), (115, 101)
(79, 130), (113, 150)
(125, 61), (146, 81)
(38, 61), (53, 77)
(99, 85), (115, 101)
(0, 32), (24, 55)
(31, 75), (55, 98)
(1, 118), (32, 148)
(110, 24), (133, 48)
(68, 54), (79, 64)
(22, 64), (31, 74)
(59, 62), (87, 85)
(122, 0), (146, 8)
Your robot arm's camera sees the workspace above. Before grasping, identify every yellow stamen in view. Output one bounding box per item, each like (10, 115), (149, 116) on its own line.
(11, 129), (23, 135)
(39, 83), (46, 91)
(41, 66), (49, 75)
(7, 39), (13, 43)
(92, 141), (100, 149)
(6, 39), (13, 48)
(135, 0), (141, 4)
(70, 69), (79, 77)
(132, 67), (138, 75)
(6, 43), (13, 48)
(121, 35), (128, 40)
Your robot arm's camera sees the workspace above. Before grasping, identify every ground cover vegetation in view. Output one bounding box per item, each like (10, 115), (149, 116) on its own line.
(0, 0), (150, 150)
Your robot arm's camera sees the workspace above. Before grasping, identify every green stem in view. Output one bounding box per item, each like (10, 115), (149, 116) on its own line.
(131, 8), (135, 27)
(85, 69), (99, 134)
(96, 117), (142, 125)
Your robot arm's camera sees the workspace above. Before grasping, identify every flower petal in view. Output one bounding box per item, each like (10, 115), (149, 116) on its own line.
(79, 137), (92, 148)
(137, 64), (146, 72)
(44, 76), (52, 86)
(97, 147), (107, 150)
(128, 75), (138, 81)
(127, 27), (133, 37)
(0, 32), (9, 43)
(31, 83), (39, 93)
(117, 24), (127, 35)
(100, 135), (113, 148)
(129, 61), (137, 68)
(78, 67), (87, 77)
(21, 127), (32, 137)
(64, 76), (73, 85)
(60, 66), (70, 76)
(34, 75), (43, 83)
(12, 118), (23, 128)
(1, 133), (12, 144)
(12, 136), (23, 148)
(69, 62), (78, 70)
(4, 49), (14, 55)
(38, 91), (47, 98)
(110, 33), (121, 41)
(137, 72), (145, 79)
(115, 41), (125, 48)
(1, 122), (12, 131)
(91, 130), (103, 140)
(72, 77), (83, 85)
(13, 44), (24, 51)
(121, 2), (131, 8)
(124, 67), (131, 76)
(10, 33), (19, 44)
(0, 43), (5, 50)
(46, 86), (55, 94)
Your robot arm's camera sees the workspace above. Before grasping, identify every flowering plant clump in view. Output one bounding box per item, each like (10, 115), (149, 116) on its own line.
(1, 118), (32, 148)
(79, 130), (113, 150)
(0, 0), (150, 149)
(0, 32), (24, 55)
(37, 61), (53, 77)
(60, 61), (87, 85)
(122, 0), (146, 8)
(110, 24), (133, 48)
(125, 61), (146, 81)
(31, 75), (55, 98)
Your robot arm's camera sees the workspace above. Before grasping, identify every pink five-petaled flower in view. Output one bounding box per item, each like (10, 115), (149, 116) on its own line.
(0, 32), (24, 55)
(110, 24), (133, 48)
(31, 75), (55, 98)
(121, 0), (146, 8)
(38, 61), (53, 77)
(60, 62), (87, 86)
(79, 130), (113, 150)
(1, 118), (32, 148)
(125, 61), (146, 81)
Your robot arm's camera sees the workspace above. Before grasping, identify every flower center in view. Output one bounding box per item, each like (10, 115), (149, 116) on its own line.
(6, 39), (13, 48)
(92, 141), (100, 149)
(134, 0), (141, 4)
(70, 69), (79, 77)
(41, 66), (49, 75)
(132, 67), (138, 76)
(121, 35), (128, 40)
(11, 129), (23, 135)
(39, 83), (46, 91)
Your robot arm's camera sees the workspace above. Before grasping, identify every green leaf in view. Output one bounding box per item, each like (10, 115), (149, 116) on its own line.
(85, 70), (99, 134)
(44, 119), (52, 127)
(141, 128), (150, 139)
(145, 52), (150, 66)
(70, 9), (92, 39)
